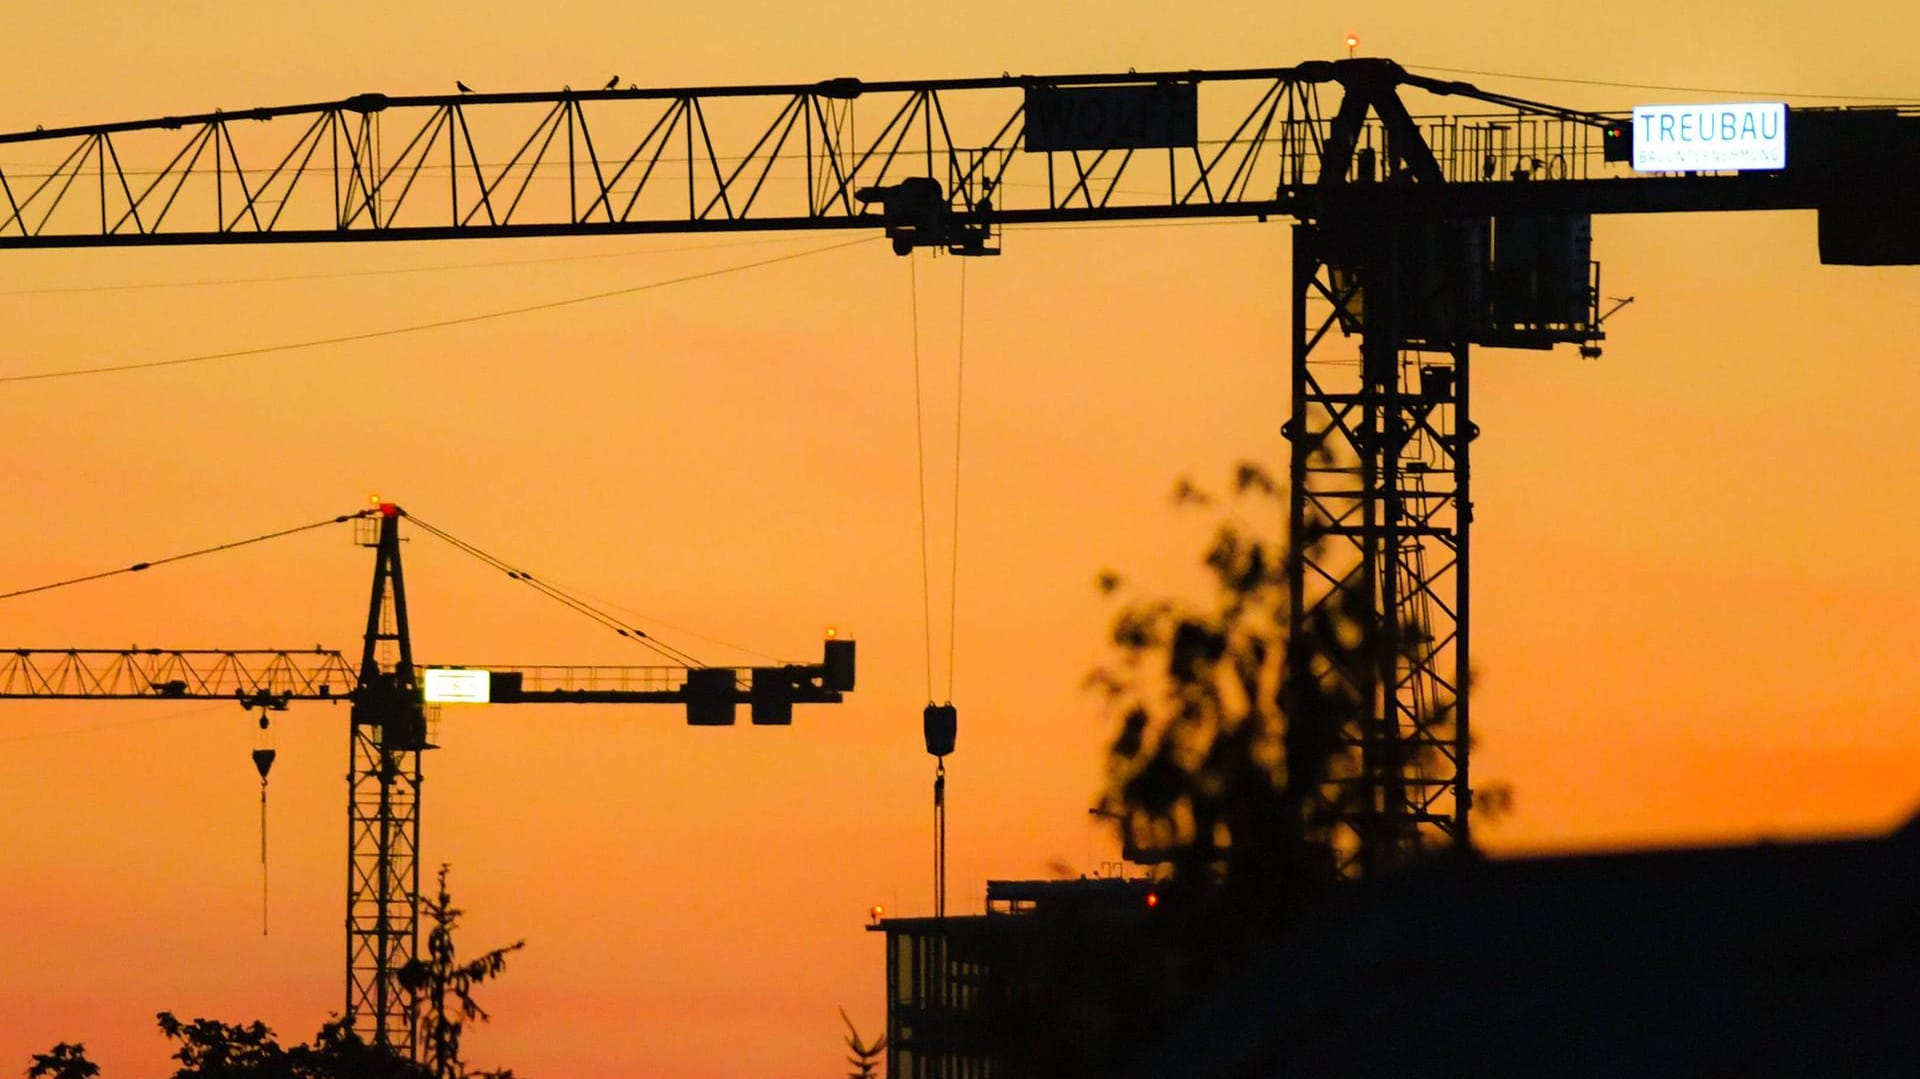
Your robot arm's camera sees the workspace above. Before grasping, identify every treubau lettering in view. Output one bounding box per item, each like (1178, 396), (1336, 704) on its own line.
(1631, 102), (1787, 172)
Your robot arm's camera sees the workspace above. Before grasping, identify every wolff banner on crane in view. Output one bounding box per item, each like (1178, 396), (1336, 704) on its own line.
(1024, 82), (1199, 152)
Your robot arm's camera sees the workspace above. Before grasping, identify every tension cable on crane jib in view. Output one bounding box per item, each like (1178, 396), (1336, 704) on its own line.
(0, 505), (708, 668)
(0, 511), (371, 601)
(0, 504), (852, 715)
(402, 512), (706, 667)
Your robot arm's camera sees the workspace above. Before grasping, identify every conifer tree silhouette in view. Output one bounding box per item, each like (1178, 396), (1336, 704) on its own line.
(838, 1007), (886, 1079)
(397, 864), (526, 1079)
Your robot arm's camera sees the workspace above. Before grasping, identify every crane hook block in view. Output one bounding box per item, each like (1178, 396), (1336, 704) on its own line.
(251, 748), (277, 781)
(924, 703), (957, 757)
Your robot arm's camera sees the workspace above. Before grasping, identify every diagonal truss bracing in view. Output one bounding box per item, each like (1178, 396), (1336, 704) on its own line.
(0, 62), (1652, 248)
(1286, 221), (1471, 879)
(0, 648), (355, 700)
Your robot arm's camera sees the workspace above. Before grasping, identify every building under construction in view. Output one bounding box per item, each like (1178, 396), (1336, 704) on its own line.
(871, 876), (1158, 1078)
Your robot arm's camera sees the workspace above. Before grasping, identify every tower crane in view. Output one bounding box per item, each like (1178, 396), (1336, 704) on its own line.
(4, 52), (1917, 1028)
(0, 503), (856, 1054)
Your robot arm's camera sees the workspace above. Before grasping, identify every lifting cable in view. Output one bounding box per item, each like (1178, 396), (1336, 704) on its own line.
(252, 717), (276, 937)
(403, 513), (705, 668)
(909, 254), (935, 701)
(906, 256), (969, 703)
(907, 252), (967, 918)
(0, 512), (369, 602)
(948, 259), (967, 702)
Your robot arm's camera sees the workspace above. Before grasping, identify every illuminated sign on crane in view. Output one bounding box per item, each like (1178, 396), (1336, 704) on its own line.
(423, 666), (491, 704)
(1632, 102), (1788, 172)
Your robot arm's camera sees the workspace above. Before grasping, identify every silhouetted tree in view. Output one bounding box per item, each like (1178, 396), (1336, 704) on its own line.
(151, 1012), (430, 1079)
(286, 1019), (430, 1079)
(1092, 464), (1455, 930)
(937, 464), (1401, 1075)
(397, 865), (525, 1079)
(155, 1013), (290, 1078)
(29, 863), (519, 1079)
(25, 1042), (98, 1079)
(838, 1007), (886, 1079)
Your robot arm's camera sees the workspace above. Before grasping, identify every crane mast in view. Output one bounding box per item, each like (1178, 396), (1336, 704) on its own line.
(5, 54), (1917, 968)
(349, 504), (425, 1053)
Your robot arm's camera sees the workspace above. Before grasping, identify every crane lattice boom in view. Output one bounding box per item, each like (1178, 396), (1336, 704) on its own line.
(5, 59), (1900, 253)
(0, 649), (842, 706)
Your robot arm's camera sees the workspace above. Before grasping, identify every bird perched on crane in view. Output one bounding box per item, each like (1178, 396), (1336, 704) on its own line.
(456, 80), (474, 94)
(603, 75), (620, 90)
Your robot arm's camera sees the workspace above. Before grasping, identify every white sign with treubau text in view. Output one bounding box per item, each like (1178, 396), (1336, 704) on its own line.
(423, 667), (491, 704)
(1632, 103), (1787, 172)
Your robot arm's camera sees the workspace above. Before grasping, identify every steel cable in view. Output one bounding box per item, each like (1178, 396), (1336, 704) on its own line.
(1406, 62), (1920, 104)
(0, 512), (367, 601)
(0, 235), (876, 385)
(947, 259), (966, 702)
(402, 513), (705, 667)
(909, 253), (935, 702)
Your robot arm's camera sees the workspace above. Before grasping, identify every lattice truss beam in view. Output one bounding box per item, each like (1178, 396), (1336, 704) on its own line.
(0, 649), (762, 701)
(347, 512), (421, 1056)
(347, 720), (420, 1054)
(1286, 221), (1469, 879)
(0, 648), (354, 700)
(0, 62), (1630, 248)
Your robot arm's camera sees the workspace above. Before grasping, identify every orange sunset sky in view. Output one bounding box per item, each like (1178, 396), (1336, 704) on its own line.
(2, 2), (1918, 1076)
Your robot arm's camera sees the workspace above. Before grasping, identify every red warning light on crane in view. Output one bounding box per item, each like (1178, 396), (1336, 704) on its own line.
(1345, 34), (1360, 58)
(1603, 121), (1633, 163)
